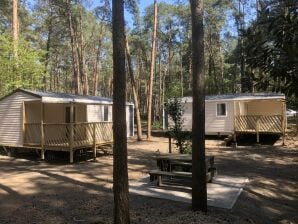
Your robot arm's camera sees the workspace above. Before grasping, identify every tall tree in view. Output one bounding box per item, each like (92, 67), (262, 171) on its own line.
(112, 0), (130, 223)
(244, 0), (298, 97)
(12, 0), (18, 54)
(125, 38), (143, 141)
(190, 0), (207, 212)
(238, 0), (247, 92)
(65, 0), (80, 94)
(147, 0), (158, 140)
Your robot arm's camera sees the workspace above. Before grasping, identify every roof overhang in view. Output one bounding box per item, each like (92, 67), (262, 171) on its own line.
(41, 97), (114, 105)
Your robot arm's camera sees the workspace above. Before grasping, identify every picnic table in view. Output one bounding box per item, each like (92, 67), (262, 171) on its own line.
(149, 154), (217, 186)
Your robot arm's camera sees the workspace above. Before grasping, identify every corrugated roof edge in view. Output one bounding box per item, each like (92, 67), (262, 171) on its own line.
(0, 88), (134, 105)
(180, 92), (285, 103)
(0, 88), (42, 102)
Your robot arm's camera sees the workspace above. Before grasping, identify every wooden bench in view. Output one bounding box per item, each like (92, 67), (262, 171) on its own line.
(156, 156), (215, 172)
(149, 169), (214, 186)
(170, 160), (217, 174)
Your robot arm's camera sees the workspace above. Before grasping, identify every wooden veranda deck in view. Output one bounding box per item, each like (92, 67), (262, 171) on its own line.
(235, 115), (284, 134)
(24, 122), (113, 162)
(234, 115), (285, 143)
(24, 122), (113, 149)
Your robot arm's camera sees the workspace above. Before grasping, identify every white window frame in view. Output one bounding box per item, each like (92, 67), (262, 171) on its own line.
(216, 102), (227, 117)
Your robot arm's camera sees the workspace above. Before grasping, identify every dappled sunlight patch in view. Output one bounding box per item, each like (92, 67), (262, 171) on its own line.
(245, 153), (264, 160)
(250, 178), (296, 201)
(262, 205), (283, 216)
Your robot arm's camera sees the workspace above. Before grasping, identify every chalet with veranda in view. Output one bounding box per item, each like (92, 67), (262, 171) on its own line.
(168, 93), (286, 143)
(0, 89), (134, 163)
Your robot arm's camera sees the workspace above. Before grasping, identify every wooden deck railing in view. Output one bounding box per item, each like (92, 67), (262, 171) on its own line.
(24, 122), (113, 148)
(235, 115), (283, 133)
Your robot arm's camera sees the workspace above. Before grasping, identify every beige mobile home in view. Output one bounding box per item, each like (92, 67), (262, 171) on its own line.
(176, 93), (286, 141)
(0, 89), (134, 163)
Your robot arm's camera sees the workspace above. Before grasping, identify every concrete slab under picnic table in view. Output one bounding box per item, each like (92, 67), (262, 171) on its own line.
(129, 175), (249, 209)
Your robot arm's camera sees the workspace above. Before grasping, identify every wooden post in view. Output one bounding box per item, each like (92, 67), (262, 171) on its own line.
(233, 102), (238, 147)
(168, 135), (172, 153)
(233, 133), (237, 142)
(157, 175), (162, 186)
(93, 123), (96, 161)
(256, 118), (259, 144)
(282, 100), (286, 145)
(69, 103), (74, 163)
(3, 146), (11, 157)
(233, 101), (236, 132)
(70, 150), (74, 164)
(22, 102), (26, 144)
(41, 102), (45, 160)
(296, 110), (298, 136)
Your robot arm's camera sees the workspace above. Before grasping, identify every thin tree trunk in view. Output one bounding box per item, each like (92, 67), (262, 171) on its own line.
(93, 25), (104, 96)
(158, 52), (163, 120)
(78, 6), (88, 95)
(190, 0), (207, 212)
(112, 0), (130, 223)
(162, 70), (166, 129)
(44, 7), (53, 91)
(12, 0), (19, 85)
(239, 0), (246, 92)
(220, 45), (224, 94)
(147, 0), (158, 140)
(66, 0), (80, 94)
(12, 0), (18, 55)
(125, 38), (143, 141)
(180, 45), (184, 97)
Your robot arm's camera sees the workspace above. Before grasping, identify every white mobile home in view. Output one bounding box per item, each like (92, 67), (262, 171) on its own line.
(171, 93), (286, 140)
(0, 89), (134, 162)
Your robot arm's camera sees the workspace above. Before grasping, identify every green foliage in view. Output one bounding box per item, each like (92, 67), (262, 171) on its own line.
(166, 97), (191, 154)
(152, 120), (162, 129)
(0, 33), (45, 96)
(244, 0), (298, 97)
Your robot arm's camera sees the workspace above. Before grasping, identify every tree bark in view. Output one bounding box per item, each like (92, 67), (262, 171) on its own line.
(12, 0), (19, 55)
(238, 0), (246, 92)
(125, 38), (143, 141)
(220, 45), (224, 94)
(93, 25), (104, 96)
(66, 0), (80, 94)
(78, 5), (88, 95)
(190, 0), (207, 212)
(147, 0), (158, 140)
(44, 6), (53, 91)
(112, 0), (130, 223)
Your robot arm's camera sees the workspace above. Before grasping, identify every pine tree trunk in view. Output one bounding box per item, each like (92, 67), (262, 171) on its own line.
(190, 0), (207, 212)
(147, 0), (158, 140)
(112, 0), (130, 223)
(125, 38), (143, 141)
(12, 0), (18, 55)
(220, 46), (224, 94)
(44, 7), (53, 91)
(239, 0), (246, 92)
(93, 25), (104, 96)
(66, 0), (80, 94)
(78, 6), (88, 95)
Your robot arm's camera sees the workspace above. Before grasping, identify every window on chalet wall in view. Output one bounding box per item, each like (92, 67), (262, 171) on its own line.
(104, 106), (109, 121)
(216, 103), (227, 117)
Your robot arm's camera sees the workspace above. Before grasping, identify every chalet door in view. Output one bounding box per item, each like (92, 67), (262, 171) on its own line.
(65, 106), (76, 140)
(65, 106), (76, 123)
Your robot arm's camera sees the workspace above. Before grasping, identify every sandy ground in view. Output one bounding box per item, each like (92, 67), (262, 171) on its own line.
(0, 132), (297, 224)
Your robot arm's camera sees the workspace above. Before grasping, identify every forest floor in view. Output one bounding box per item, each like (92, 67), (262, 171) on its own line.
(0, 128), (297, 224)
